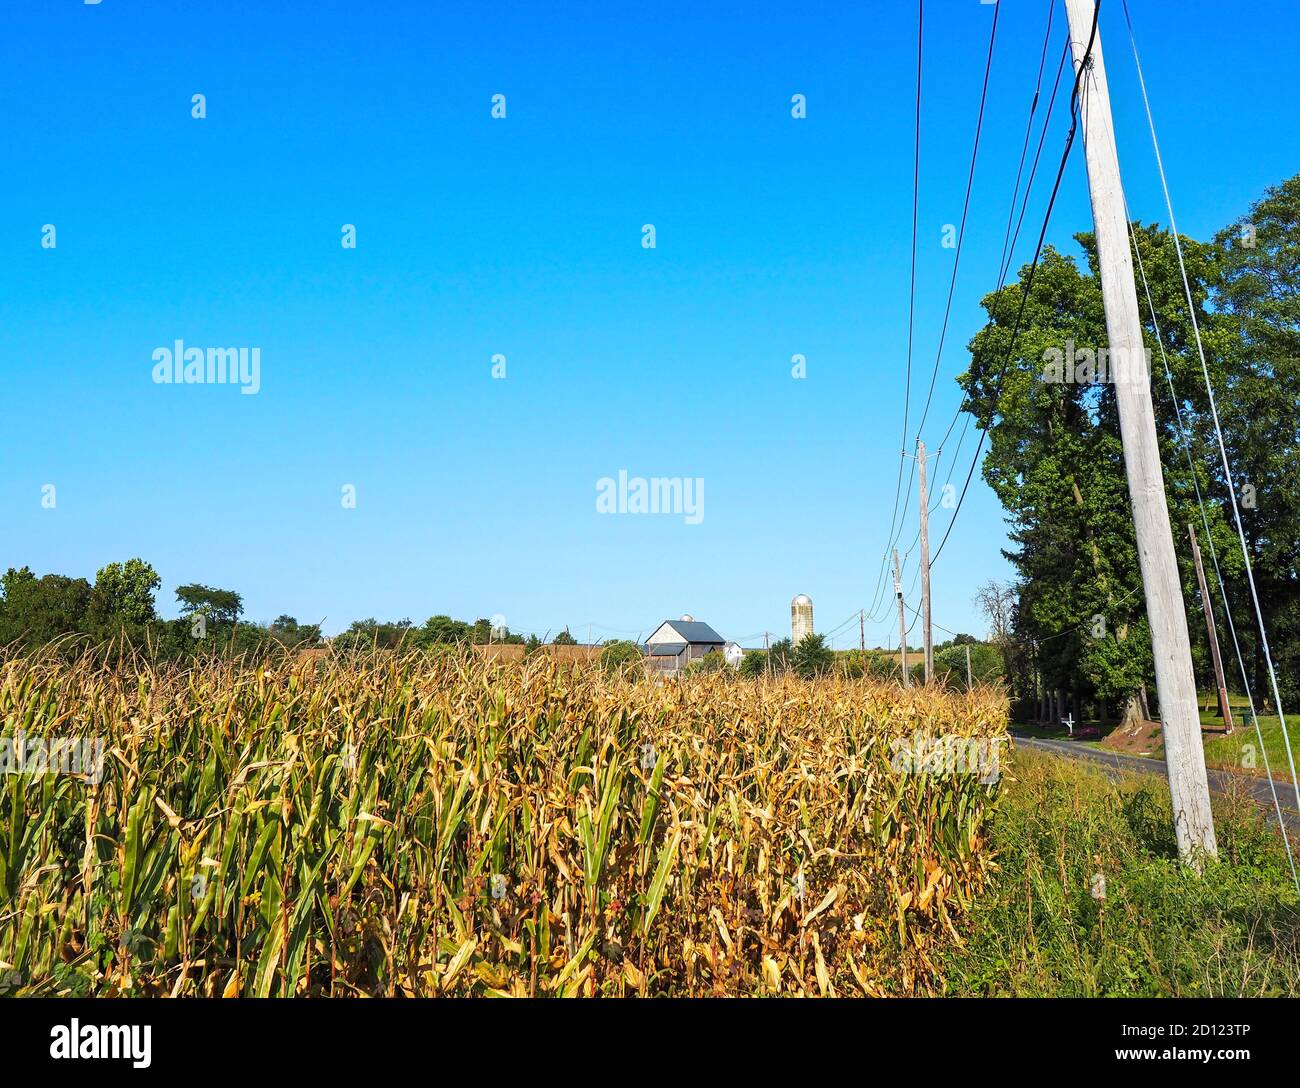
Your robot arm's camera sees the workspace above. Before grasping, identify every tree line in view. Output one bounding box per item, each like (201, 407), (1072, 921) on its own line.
(727, 632), (1001, 687)
(960, 174), (1300, 722)
(0, 559), (561, 658)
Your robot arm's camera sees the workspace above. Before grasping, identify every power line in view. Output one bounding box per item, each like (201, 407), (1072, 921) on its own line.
(900, 0), (924, 486)
(897, 3), (1066, 573)
(906, 584), (1139, 653)
(868, 0), (1003, 620)
(1119, 0), (1300, 836)
(913, 0), (1001, 442)
(929, 5), (1100, 567)
(1127, 209), (1300, 894)
(871, 2), (1058, 621)
(821, 608), (868, 642)
(865, 0), (926, 624)
(919, 8), (1068, 568)
(935, 2), (1064, 457)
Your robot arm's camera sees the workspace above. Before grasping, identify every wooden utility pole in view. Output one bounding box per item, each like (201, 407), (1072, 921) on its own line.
(1064, 0), (1216, 862)
(1189, 523), (1233, 730)
(893, 549), (910, 688)
(965, 644), (972, 691)
(917, 440), (934, 684)
(859, 609), (865, 654)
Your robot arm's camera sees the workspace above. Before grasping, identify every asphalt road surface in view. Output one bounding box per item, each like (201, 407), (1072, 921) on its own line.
(1011, 731), (1300, 830)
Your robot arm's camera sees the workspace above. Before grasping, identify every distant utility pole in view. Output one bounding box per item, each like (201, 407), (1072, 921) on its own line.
(965, 644), (972, 691)
(764, 631), (771, 678)
(917, 440), (934, 684)
(1188, 523), (1233, 730)
(893, 549), (910, 689)
(1064, 0), (1216, 863)
(859, 609), (865, 654)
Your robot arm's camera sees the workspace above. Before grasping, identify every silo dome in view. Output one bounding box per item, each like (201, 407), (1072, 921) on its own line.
(680, 613), (694, 622)
(791, 594), (814, 645)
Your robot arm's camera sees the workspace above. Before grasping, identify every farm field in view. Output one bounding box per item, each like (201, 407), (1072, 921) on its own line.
(0, 649), (1006, 997)
(2, 649), (1296, 998)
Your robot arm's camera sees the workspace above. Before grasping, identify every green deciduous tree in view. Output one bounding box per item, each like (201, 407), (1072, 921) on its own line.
(791, 633), (833, 678)
(599, 639), (643, 675)
(85, 558), (161, 638)
(0, 567), (92, 648)
(268, 615), (321, 648)
(957, 174), (1300, 719)
(175, 584), (243, 627)
(1208, 176), (1300, 707)
(335, 617), (414, 651)
(934, 641), (1003, 689)
(419, 615), (470, 646)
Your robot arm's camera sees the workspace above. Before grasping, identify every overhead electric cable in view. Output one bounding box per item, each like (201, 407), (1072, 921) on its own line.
(929, 3), (1100, 567)
(913, 0), (1001, 442)
(1121, 0), (1300, 847)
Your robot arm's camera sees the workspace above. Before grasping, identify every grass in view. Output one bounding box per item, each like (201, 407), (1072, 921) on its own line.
(1010, 721), (1110, 749)
(945, 747), (1300, 996)
(1200, 702), (1300, 785)
(1124, 689), (1300, 783)
(1014, 692), (1300, 778)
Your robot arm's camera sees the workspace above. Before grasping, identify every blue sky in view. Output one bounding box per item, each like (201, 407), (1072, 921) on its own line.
(3, 0), (1297, 646)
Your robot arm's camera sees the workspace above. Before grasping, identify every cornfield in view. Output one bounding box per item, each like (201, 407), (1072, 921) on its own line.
(0, 648), (1007, 996)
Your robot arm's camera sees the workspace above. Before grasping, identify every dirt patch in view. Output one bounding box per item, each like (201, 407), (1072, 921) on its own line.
(1099, 718), (1163, 757)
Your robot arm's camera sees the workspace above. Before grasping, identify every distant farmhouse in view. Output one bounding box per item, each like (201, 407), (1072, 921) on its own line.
(645, 615), (725, 676)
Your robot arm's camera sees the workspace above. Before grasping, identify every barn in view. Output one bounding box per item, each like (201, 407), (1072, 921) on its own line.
(644, 617), (726, 676)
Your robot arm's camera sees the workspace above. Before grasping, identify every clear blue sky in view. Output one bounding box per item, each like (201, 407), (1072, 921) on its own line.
(3, 0), (1296, 646)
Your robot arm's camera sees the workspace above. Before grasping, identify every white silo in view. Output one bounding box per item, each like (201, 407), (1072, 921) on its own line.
(791, 594), (814, 645)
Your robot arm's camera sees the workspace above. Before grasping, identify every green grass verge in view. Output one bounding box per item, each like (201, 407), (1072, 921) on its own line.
(945, 747), (1300, 996)
(1200, 707), (1300, 785)
(1010, 722), (1109, 749)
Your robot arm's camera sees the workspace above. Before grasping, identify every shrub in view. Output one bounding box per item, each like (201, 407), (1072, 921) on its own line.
(598, 639), (643, 676)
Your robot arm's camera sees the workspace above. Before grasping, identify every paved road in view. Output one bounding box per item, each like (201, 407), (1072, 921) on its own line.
(1010, 731), (1300, 829)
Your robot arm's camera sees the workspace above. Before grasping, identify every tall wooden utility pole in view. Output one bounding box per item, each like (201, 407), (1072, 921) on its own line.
(1064, 0), (1216, 862)
(965, 644), (972, 691)
(859, 609), (865, 654)
(917, 440), (934, 684)
(893, 549), (910, 688)
(1189, 523), (1233, 730)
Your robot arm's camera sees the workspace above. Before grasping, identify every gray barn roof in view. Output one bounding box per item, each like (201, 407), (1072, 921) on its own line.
(648, 642), (687, 657)
(660, 620), (724, 645)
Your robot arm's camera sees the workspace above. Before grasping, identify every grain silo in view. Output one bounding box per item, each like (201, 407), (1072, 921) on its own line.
(791, 594), (814, 645)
